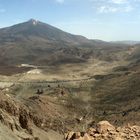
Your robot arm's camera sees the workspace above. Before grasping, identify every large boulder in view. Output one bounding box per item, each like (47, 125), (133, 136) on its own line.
(96, 121), (115, 134)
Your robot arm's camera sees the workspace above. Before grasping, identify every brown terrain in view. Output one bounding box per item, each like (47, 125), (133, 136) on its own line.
(0, 19), (139, 139)
(65, 121), (140, 140)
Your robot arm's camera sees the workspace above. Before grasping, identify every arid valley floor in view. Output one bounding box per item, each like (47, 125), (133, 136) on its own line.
(0, 19), (139, 140)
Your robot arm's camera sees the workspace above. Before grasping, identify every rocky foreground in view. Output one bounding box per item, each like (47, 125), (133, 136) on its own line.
(0, 91), (139, 140)
(65, 121), (140, 140)
(0, 92), (64, 140)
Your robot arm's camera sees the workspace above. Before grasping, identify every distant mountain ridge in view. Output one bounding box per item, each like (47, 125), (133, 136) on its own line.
(111, 41), (140, 45)
(0, 19), (89, 44)
(0, 19), (92, 66)
(0, 19), (137, 68)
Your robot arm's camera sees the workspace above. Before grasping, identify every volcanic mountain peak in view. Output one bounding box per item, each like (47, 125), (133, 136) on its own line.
(0, 19), (89, 43)
(28, 18), (39, 25)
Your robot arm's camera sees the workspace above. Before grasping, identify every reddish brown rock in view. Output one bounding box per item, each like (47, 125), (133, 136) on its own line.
(65, 121), (140, 140)
(96, 121), (115, 134)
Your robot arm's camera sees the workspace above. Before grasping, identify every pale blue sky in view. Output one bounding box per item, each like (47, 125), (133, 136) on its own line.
(0, 0), (140, 41)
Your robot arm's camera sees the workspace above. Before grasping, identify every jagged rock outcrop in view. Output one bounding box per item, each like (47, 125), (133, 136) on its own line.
(0, 93), (41, 139)
(65, 121), (140, 140)
(0, 92), (64, 140)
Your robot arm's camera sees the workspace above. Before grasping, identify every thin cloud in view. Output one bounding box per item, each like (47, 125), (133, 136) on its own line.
(124, 5), (133, 12)
(56, 0), (64, 4)
(0, 9), (6, 13)
(111, 0), (128, 4)
(90, 0), (135, 14)
(98, 6), (118, 13)
(98, 5), (133, 13)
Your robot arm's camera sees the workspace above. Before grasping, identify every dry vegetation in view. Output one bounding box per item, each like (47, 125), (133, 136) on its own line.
(0, 20), (139, 139)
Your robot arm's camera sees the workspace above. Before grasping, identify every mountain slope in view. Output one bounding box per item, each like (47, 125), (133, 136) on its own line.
(0, 19), (135, 74)
(0, 19), (89, 44)
(0, 19), (92, 67)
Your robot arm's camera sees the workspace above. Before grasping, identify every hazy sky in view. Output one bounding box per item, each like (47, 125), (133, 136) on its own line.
(0, 0), (140, 41)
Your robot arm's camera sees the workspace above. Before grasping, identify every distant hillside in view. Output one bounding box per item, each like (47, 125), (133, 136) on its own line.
(0, 19), (136, 67)
(111, 41), (140, 45)
(128, 44), (140, 61)
(0, 19), (90, 44)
